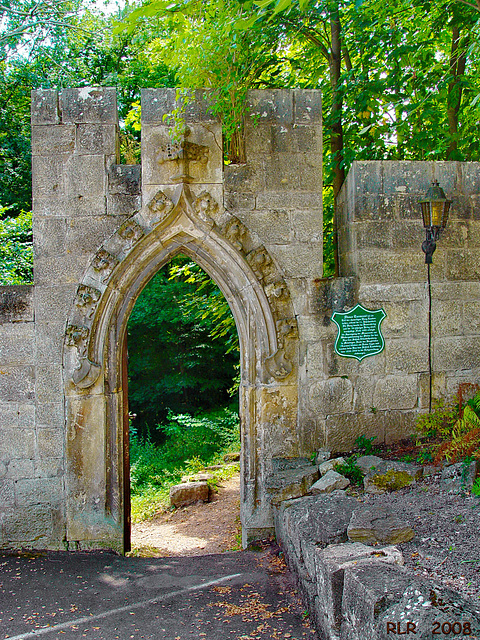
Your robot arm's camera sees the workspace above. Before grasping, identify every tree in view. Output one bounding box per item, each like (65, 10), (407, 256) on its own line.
(127, 254), (239, 439)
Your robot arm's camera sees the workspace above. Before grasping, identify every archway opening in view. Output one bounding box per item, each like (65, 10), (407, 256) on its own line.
(125, 253), (241, 556)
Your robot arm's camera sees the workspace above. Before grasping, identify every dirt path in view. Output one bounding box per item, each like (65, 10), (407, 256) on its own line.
(130, 473), (241, 557)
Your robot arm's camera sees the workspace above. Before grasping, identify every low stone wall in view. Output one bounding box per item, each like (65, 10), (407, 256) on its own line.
(274, 492), (480, 640)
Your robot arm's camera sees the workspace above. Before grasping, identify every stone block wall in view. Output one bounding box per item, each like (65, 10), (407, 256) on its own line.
(274, 493), (480, 640)
(312, 161), (480, 452)
(1, 89), (480, 552)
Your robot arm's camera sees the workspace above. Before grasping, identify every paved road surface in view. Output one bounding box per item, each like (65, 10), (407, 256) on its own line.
(0, 547), (318, 640)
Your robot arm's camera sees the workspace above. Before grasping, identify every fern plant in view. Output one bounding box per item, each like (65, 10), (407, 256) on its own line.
(433, 391), (480, 464)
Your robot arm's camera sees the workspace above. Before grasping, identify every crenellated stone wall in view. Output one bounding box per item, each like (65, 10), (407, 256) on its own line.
(0, 87), (479, 553)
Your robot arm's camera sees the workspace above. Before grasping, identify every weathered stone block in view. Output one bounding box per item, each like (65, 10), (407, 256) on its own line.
(0, 286), (34, 323)
(276, 492), (359, 558)
(260, 386), (299, 458)
(314, 543), (403, 640)
(356, 250), (427, 284)
(310, 377), (354, 415)
(35, 364), (63, 404)
(31, 89), (60, 125)
(0, 428), (35, 459)
(340, 563), (416, 640)
(66, 155), (107, 199)
(271, 124), (322, 154)
(31, 124), (76, 156)
(319, 457), (346, 476)
(310, 470), (350, 494)
(6, 459), (35, 479)
(34, 285), (76, 324)
(256, 192), (323, 210)
(141, 88), (218, 123)
(34, 322), (65, 364)
(385, 339), (429, 374)
(355, 456), (383, 473)
(142, 123), (223, 186)
(0, 367), (35, 402)
(223, 191), (256, 211)
(291, 209), (323, 243)
(384, 411), (417, 444)
(32, 154), (69, 198)
(266, 465), (319, 505)
(237, 208), (290, 243)
(33, 255), (90, 287)
(266, 242), (323, 278)
(434, 336), (480, 372)
(325, 413), (385, 453)
(347, 506), (414, 544)
(2, 505), (64, 544)
(33, 217), (67, 259)
(37, 429), (64, 457)
(0, 325), (34, 365)
(264, 153), (322, 192)
(0, 479), (15, 506)
(373, 375), (418, 410)
(108, 164), (141, 194)
(107, 193), (141, 216)
(35, 458), (64, 478)
(363, 460), (422, 494)
(294, 89), (322, 124)
(60, 87), (117, 124)
(66, 215), (124, 255)
(76, 124), (117, 155)
(248, 89), (294, 123)
(15, 477), (63, 505)
(169, 481), (209, 507)
(374, 582), (480, 640)
(224, 160), (265, 193)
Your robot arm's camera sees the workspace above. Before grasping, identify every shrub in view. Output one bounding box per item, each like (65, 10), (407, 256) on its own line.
(334, 456), (364, 486)
(354, 435), (377, 455)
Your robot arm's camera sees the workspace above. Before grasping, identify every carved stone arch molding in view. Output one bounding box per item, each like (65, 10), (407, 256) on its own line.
(63, 181), (299, 551)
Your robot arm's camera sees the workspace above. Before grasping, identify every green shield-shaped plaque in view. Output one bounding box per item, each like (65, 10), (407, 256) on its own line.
(331, 303), (386, 361)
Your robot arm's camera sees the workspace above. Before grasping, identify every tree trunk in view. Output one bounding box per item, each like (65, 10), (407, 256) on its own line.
(446, 25), (468, 159)
(329, 6), (345, 203)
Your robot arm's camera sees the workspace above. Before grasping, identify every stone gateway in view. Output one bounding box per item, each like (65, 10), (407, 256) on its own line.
(0, 87), (479, 552)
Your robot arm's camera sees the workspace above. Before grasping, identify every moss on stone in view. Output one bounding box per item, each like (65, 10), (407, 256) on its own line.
(371, 469), (413, 491)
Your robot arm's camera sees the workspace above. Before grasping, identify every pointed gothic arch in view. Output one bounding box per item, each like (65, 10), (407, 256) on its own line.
(63, 182), (299, 552)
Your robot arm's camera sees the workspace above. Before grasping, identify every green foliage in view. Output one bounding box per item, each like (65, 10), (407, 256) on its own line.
(415, 398), (459, 439)
(0, 210), (33, 284)
(416, 390), (480, 464)
(472, 477), (480, 498)
(129, 407), (240, 521)
(127, 254), (239, 437)
(355, 434), (377, 455)
(334, 455), (364, 486)
(416, 450), (433, 464)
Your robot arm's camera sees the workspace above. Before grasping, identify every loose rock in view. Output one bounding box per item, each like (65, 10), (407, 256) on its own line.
(355, 455), (383, 474)
(347, 506), (415, 544)
(318, 457), (346, 476)
(441, 461), (478, 491)
(310, 470), (350, 494)
(266, 465), (319, 505)
(364, 460), (423, 494)
(315, 449), (331, 465)
(169, 481), (209, 508)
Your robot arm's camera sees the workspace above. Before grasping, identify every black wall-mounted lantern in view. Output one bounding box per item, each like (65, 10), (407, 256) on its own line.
(419, 179), (452, 412)
(420, 180), (452, 263)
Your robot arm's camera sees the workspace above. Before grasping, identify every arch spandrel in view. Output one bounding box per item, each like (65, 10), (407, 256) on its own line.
(63, 178), (300, 551)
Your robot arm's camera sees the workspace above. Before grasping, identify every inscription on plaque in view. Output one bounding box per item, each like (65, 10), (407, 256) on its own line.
(331, 303), (386, 361)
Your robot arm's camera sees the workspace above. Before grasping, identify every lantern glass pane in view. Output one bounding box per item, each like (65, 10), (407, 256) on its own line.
(421, 202), (432, 227)
(431, 201), (443, 227)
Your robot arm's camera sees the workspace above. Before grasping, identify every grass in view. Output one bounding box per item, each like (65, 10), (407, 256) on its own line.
(130, 407), (241, 523)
